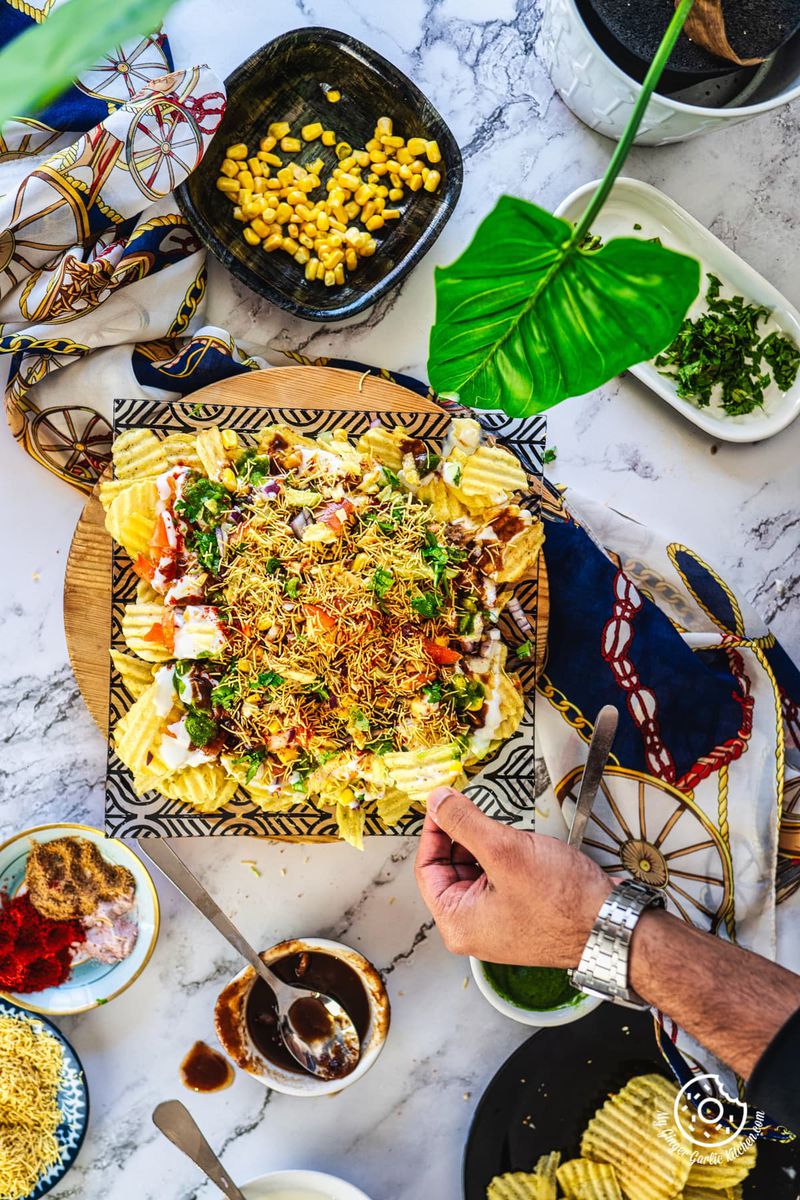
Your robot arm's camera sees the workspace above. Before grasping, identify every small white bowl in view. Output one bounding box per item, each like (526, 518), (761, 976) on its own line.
(215, 937), (390, 1097)
(241, 1169), (373, 1199)
(470, 957), (603, 1028)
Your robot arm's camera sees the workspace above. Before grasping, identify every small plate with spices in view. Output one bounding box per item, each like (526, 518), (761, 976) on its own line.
(555, 178), (800, 443)
(0, 824), (160, 1015)
(177, 27), (462, 321)
(214, 936), (390, 1096)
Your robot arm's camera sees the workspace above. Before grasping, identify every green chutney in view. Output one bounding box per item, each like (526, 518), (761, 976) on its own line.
(482, 962), (582, 1011)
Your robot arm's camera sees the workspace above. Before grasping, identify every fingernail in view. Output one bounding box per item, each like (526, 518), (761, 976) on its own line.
(428, 786), (455, 821)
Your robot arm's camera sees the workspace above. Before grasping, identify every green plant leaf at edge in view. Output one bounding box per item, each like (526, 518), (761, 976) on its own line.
(428, 197), (701, 416)
(0, 0), (175, 130)
(427, 0), (702, 416)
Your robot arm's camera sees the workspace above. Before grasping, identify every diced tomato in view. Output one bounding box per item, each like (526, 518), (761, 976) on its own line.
(143, 623), (164, 644)
(317, 498), (355, 536)
(423, 637), (462, 666)
(133, 553), (156, 583)
(150, 512), (172, 554)
(304, 603), (337, 631)
(161, 609), (175, 654)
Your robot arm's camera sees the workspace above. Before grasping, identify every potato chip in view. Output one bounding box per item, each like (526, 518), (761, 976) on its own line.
(383, 743), (465, 804)
(681, 1186), (742, 1200)
(487, 1173), (553, 1200)
(460, 444), (529, 499)
(356, 424), (407, 471)
(105, 478), (158, 558)
(557, 1159), (622, 1200)
(493, 522), (545, 584)
(336, 801), (366, 849)
(494, 671), (526, 743)
(113, 684), (163, 777)
(581, 1074), (690, 1200)
(136, 577), (160, 604)
(112, 429), (167, 479)
(416, 476), (470, 521)
(162, 762), (238, 811)
(161, 430), (202, 469)
(685, 1136), (756, 1191)
(110, 649), (155, 699)
(534, 1152), (561, 1189)
(445, 416), (482, 457)
(244, 781), (298, 813)
(121, 601), (172, 662)
(195, 427), (229, 480)
(98, 477), (135, 511)
(377, 787), (416, 828)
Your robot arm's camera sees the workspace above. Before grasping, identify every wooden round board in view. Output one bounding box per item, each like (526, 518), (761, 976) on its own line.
(64, 365), (549, 736)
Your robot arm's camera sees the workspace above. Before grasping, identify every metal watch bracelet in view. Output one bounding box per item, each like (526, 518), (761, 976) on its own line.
(569, 879), (667, 1009)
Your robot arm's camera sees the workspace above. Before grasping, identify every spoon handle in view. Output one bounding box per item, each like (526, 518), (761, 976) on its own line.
(138, 839), (283, 995)
(153, 1100), (246, 1200)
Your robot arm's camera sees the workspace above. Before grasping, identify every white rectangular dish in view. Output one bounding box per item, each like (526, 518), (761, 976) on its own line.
(554, 178), (800, 443)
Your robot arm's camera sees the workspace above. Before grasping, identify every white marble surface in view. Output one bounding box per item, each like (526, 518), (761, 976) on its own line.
(1, 1), (799, 1198)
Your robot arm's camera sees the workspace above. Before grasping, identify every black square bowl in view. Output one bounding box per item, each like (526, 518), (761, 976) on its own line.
(177, 27), (463, 322)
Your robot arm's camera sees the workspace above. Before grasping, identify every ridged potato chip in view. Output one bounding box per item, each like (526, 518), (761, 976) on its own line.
(534, 1151), (561, 1188)
(557, 1159), (623, 1200)
(121, 601), (172, 662)
(105, 478), (158, 558)
(110, 649), (155, 699)
(99, 477), (135, 511)
(416, 476), (470, 521)
(685, 1137), (756, 1191)
(113, 429), (167, 479)
(459, 445), (528, 499)
(136, 577), (160, 604)
(493, 522), (545, 584)
(336, 801), (366, 849)
(494, 671), (526, 743)
(196, 427), (229, 480)
(681, 1186), (743, 1200)
(581, 1074), (690, 1200)
(356, 425), (407, 471)
(487, 1173), (553, 1200)
(377, 787), (416, 828)
(244, 780), (298, 813)
(383, 743), (465, 804)
(113, 683), (163, 777)
(162, 431), (202, 469)
(162, 762), (238, 811)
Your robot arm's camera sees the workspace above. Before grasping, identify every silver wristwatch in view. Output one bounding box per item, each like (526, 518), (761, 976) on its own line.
(570, 879), (666, 1009)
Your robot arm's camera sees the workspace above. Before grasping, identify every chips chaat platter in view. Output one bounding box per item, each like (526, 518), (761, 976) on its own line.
(100, 384), (545, 842)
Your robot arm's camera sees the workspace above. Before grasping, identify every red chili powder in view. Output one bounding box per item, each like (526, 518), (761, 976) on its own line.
(0, 892), (86, 993)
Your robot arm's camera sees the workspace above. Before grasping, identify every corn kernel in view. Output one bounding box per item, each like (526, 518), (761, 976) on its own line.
(282, 236), (299, 253)
(369, 149), (387, 164)
(299, 232), (314, 249)
(286, 188), (305, 205)
(308, 157), (325, 176)
(263, 208), (278, 225)
(221, 430), (239, 450)
(376, 185), (389, 198)
(250, 217), (271, 238)
(371, 162), (389, 176)
(216, 177), (239, 193)
(232, 205), (244, 221)
(294, 246), (311, 264)
(344, 226), (361, 245)
(411, 159), (426, 174)
(281, 136), (301, 153)
(365, 138), (381, 152)
(337, 171), (360, 191)
(361, 200), (376, 222)
(326, 89), (341, 103)
(321, 129), (336, 146)
(277, 166), (294, 185)
(367, 173), (379, 184)
(381, 134), (405, 148)
(408, 172), (423, 191)
(390, 172), (402, 187)
(398, 164), (412, 181)
(254, 177), (268, 194)
(396, 147), (413, 164)
(303, 221), (317, 238)
(316, 212), (330, 232)
(220, 158), (239, 178)
(274, 202), (292, 223)
(266, 178), (282, 190)
(383, 208), (401, 220)
(264, 233), (283, 251)
(366, 214), (384, 232)
(375, 116), (393, 137)
(226, 143), (248, 159)
(373, 196), (385, 212)
(361, 237), (377, 256)
(423, 169), (441, 191)
(334, 263), (345, 285)
(344, 200), (360, 220)
(354, 183), (372, 206)
(268, 122), (291, 139)
(353, 150), (370, 168)
(301, 121), (324, 141)
(335, 141), (352, 160)
(247, 157), (263, 176)
(260, 135), (277, 152)
(328, 230), (344, 246)
(238, 170), (255, 190)
(426, 139), (442, 163)
(324, 269), (336, 287)
(406, 136), (427, 156)
(385, 159), (402, 174)
(287, 222), (299, 239)
(305, 258), (319, 281)
(243, 226), (261, 245)
(239, 189), (253, 206)
(236, 656), (252, 672)
(326, 249), (344, 269)
(345, 247), (358, 271)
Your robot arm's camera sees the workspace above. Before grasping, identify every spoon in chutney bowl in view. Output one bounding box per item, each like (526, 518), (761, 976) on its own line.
(139, 840), (360, 1081)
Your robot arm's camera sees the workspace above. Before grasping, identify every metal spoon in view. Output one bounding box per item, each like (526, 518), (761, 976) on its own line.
(153, 1100), (245, 1200)
(139, 839), (360, 1080)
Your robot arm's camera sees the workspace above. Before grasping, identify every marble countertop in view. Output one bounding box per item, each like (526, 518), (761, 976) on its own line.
(1, 1), (799, 1198)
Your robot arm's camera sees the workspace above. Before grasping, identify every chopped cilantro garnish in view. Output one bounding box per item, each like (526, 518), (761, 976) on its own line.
(380, 466), (401, 488)
(411, 592), (442, 619)
(351, 708), (370, 732)
(190, 529), (221, 573)
(306, 678), (330, 700)
(366, 735), (395, 755)
(285, 577), (300, 598)
(423, 681), (442, 703)
(371, 567), (395, 600)
(421, 533), (466, 589)
(763, 332), (800, 391)
(211, 680), (239, 711)
(251, 670), (284, 691)
(516, 640), (532, 658)
(184, 706), (218, 748)
(265, 556), (282, 574)
(175, 476), (231, 527)
(233, 748), (266, 784)
(543, 446), (558, 464)
(238, 449), (273, 486)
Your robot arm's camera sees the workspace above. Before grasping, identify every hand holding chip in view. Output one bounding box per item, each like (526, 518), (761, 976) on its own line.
(415, 787), (613, 968)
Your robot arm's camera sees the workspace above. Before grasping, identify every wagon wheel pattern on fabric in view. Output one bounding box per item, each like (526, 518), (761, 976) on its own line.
(28, 406), (112, 487)
(556, 765), (734, 933)
(125, 94), (203, 201)
(75, 35), (172, 104)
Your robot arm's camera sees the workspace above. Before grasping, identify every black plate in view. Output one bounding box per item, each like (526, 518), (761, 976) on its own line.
(464, 1004), (799, 1199)
(177, 27), (462, 322)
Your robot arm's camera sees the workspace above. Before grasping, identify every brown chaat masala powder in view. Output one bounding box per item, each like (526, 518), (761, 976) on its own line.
(25, 836), (135, 921)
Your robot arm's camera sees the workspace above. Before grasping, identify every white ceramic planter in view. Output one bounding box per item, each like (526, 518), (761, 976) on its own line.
(540, 0), (800, 144)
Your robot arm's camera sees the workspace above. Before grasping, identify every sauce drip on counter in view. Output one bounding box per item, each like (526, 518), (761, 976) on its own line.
(245, 950), (370, 1076)
(180, 1041), (234, 1093)
(482, 963), (582, 1011)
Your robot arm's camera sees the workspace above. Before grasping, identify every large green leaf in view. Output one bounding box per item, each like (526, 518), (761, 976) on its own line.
(0, 0), (174, 129)
(427, 195), (701, 416)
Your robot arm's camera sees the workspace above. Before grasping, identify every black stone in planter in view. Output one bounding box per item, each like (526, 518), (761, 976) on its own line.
(576, 0), (800, 89)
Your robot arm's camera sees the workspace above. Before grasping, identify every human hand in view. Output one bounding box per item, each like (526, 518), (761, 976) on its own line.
(415, 786), (614, 968)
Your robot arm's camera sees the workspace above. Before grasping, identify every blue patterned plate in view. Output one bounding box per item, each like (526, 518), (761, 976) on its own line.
(0, 823), (160, 1015)
(0, 998), (89, 1199)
